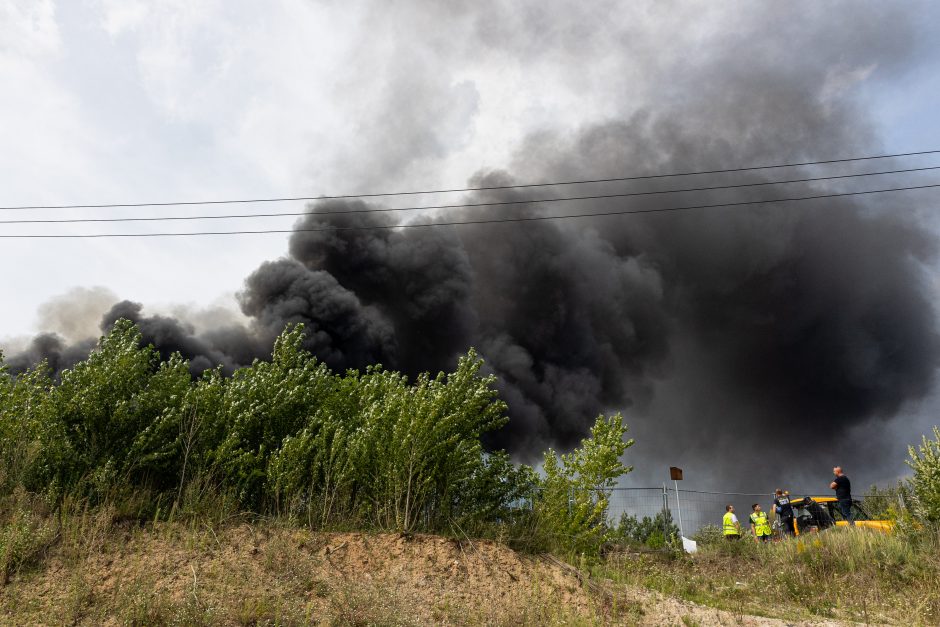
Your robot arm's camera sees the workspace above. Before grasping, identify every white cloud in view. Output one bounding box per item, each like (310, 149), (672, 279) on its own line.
(0, 0), (129, 232)
(96, 0), (147, 37)
(821, 63), (877, 107)
(0, 0), (60, 56)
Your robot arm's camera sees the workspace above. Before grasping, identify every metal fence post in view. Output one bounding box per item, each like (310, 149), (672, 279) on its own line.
(662, 483), (669, 540)
(674, 481), (684, 539)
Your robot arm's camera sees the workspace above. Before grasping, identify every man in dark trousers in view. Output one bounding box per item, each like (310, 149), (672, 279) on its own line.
(774, 489), (794, 536)
(830, 466), (854, 526)
(749, 503), (773, 542)
(722, 504), (741, 540)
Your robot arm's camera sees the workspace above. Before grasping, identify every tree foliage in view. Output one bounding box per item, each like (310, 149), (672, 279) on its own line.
(0, 320), (634, 549)
(535, 414), (634, 554)
(615, 510), (679, 549)
(907, 426), (940, 524)
(0, 320), (637, 555)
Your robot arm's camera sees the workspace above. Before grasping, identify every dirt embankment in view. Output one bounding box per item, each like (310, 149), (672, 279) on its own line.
(0, 524), (857, 625)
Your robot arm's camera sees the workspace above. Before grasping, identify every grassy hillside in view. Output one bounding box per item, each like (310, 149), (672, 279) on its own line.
(597, 525), (940, 625)
(0, 513), (604, 625)
(1, 483), (937, 625)
(4, 320), (940, 625)
(3, 510), (901, 627)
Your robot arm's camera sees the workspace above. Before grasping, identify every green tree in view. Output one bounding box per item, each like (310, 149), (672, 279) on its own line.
(127, 366), (226, 504)
(907, 426), (940, 524)
(0, 320), (593, 539)
(268, 348), (516, 531)
(211, 324), (338, 508)
(361, 350), (509, 531)
(536, 413), (634, 555)
(616, 510), (679, 549)
(452, 450), (538, 533)
(48, 320), (192, 500)
(0, 356), (56, 496)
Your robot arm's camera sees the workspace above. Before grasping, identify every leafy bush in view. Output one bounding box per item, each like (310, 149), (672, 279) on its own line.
(0, 320), (635, 553)
(0, 363), (52, 495)
(534, 413), (634, 555)
(690, 524), (724, 546)
(41, 320), (193, 501)
(862, 482), (911, 521)
(616, 510), (680, 549)
(210, 325), (340, 508)
(907, 426), (940, 524)
(264, 345), (519, 531)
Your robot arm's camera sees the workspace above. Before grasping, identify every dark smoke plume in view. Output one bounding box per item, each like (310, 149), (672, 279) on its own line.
(5, 333), (95, 376)
(100, 300), (264, 375)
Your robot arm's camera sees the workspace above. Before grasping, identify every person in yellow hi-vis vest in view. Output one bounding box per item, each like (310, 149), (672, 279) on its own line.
(749, 503), (772, 543)
(722, 504), (741, 540)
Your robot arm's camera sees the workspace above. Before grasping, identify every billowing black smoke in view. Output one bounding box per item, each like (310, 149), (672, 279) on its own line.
(6, 300), (263, 377)
(9, 123), (940, 478)
(5, 333), (95, 376)
(99, 301), (264, 374)
(249, 146), (937, 460)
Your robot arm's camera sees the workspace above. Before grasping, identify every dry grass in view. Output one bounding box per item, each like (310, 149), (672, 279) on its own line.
(596, 526), (940, 625)
(0, 510), (606, 626)
(7, 496), (932, 625)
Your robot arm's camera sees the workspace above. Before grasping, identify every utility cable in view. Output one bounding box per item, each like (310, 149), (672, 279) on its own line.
(0, 181), (935, 239)
(3, 149), (939, 211)
(0, 164), (936, 225)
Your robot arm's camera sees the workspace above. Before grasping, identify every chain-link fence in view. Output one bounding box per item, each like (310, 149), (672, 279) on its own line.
(604, 486), (905, 538)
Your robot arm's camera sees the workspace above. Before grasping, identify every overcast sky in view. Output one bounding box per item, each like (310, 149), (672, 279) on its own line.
(3, 0), (940, 489)
(2, 0), (690, 335)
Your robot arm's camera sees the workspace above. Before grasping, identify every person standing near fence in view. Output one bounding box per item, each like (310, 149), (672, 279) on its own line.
(774, 489), (795, 536)
(830, 466), (854, 526)
(749, 503), (772, 542)
(723, 504), (741, 540)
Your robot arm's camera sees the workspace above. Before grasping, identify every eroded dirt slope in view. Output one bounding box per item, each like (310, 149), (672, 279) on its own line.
(0, 524), (858, 625)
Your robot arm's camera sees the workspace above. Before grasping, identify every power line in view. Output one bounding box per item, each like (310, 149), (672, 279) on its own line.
(1, 181), (935, 239)
(3, 149), (939, 211)
(1, 164), (936, 225)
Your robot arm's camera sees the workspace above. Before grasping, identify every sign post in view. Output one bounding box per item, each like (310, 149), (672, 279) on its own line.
(670, 466), (684, 538)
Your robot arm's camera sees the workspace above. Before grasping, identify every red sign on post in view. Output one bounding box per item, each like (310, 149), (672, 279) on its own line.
(669, 466), (683, 481)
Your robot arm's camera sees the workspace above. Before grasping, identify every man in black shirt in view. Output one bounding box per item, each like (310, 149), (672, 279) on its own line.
(773, 489), (794, 536)
(829, 466), (854, 525)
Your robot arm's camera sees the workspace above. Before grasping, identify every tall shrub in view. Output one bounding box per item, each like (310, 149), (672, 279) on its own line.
(48, 320), (190, 499)
(211, 324), (337, 507)
(0, 357), (55, 496)
(127, 366), (226, 503)
(0, 320), (588, 538)
(907, 426), (940, 523)
(268, 348), (516, 531)
(536, 413), (633, 555)
(361, 350), (509, 531)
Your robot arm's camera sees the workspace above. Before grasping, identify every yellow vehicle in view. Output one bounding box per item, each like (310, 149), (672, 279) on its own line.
(787, 496), (893, 534)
